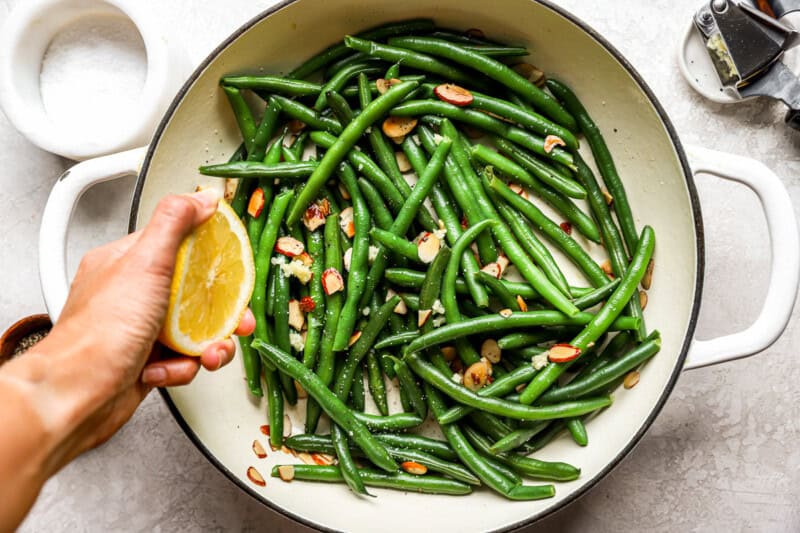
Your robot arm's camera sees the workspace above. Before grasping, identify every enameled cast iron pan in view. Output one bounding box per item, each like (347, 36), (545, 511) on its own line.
(38, 0), (799, 530)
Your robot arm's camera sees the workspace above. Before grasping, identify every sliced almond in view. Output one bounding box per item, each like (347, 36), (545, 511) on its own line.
(288, 300), (305, 331)
(224, 178), (238, 203)
(288, 119), (306, 134)
(297, 452), (316, 465)
(283, 414), (292, 438)
(322, 268), (344, 295)
(247, 188), (266, 218)
(275, 236), (305, 257)
(343, 247), (353, 271)
(600, 260), (613, 276)
(339, 207), (356, 238)
(511, 62), (546, 87)
(515, 382), (527, 393)
(252, 440), (267, 459)
(559, 221), (572, 235)
(401, 461), (428, 475)
(508, 183), (529, 200)
(547, 343), (582, 363)
(312, 453), (336, 466)
(544, 135), (566, 154)
(463, 360), (490, 391)
(348, 331), (362, 347)
(376, 78), (391, 95)
(277, 465), (295, 482)
(281, 445), (295, 456)
(338, 182), (351, 200)
(602, 188), (614, 205)
(481, 339), (502, 363)
(383, 116), (418, 139)
(496, 255), (510, 275)
(642, 259), (655, 290)
(247, 466), (266, 487)
(418, 309), (433, 328)
(294, 380), (308, 399)
(395, 151), (412, 172)
(417, 232), (441, 263)
(499, 308), (513, 318)
(296, 252), (314, 267)
(516, 295), (528, 312)
(259, 425), (270, 436)
(393, 298), (408, 315)
(303, 200), (329, 231)
(438, 346), (456, 362)
(639, 290), (648, 311)
(434, 83), (473, 106)
(624, 370), (641, 389)
(481, 262), (502, 279)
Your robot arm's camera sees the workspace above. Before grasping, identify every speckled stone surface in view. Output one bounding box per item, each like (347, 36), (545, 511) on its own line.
(2, 0), (799, 531)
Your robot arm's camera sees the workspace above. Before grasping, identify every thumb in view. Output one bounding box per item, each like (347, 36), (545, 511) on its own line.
(133, 190), (219, 271)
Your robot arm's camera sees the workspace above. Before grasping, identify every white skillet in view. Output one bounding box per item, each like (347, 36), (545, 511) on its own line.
(37, 0), (800, 531)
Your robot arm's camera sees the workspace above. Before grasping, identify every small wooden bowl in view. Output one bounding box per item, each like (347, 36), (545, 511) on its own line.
(0, 314), (52, 364)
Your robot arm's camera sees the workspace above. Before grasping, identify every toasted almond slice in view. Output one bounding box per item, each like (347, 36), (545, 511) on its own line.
(252, 440), (267, 459)
(395, 151), (412, 172)
(390, 135), (406, 145)
(639, 290), (648, 311)
(275, 236), (305, 257)
(312, 453), (336, 466)
(600, 260), (613, 276)
(277, 465), (295, 482)
(508, 183), (529, 200)
(512, 295), (526, 313)
(441, 346), (457, 362)
(602, 188), (614, 205)
(481, 262), (502, 279)
(642, 259), (655, 290)
(281, 445), (295, 456)
(338, 182), (351, 200)
(288, 300), (305, 331)
(548, 343), (582, 363)
(464, 361), (490, 391)
(247, 466), (266, 486)
(343, 247), (353, 271)
(499, 308), (513, 318)
(418, 309), (433, 328)
(294, 380), (308, 399)
(259, 424), (270, 436)
(348, 331), (362, 347)
(496, 255), (510, 274)
(560, 221), (572, 235)
(299, 296), (316, 313)
(383, 116), (418, 139)
(434, 83), (473, 106)
(401, 461), (428, 475)
(297, 452), (316, 465)
(303, 201), (328, 231)
(544, 135), (566, 154)
(624, 370), (641, 389)
(224, 178), (238, 203)
(339, 207), (356, 238)
(394, 298), (408, 315)
(283, 415), (292, 438)
(288, 119), (306, 134)
(322, 268), (344, 295)
(296, 252), (314, 267)
(481, 339), (502, 363)
(417, 232), (441, 263)
(376, 78), (390, 94)
(511, 62), (546, 87)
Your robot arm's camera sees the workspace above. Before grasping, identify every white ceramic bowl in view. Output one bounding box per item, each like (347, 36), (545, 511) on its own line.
(38, 0), (800, 530)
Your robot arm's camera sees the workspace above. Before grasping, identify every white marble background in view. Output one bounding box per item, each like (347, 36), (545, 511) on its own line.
(1, 0), (798, 531)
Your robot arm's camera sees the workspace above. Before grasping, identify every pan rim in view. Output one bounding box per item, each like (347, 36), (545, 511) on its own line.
(129, 1), (704, 531)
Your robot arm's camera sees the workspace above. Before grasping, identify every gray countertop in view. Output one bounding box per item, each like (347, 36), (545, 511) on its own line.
(2, 0), (798, 531)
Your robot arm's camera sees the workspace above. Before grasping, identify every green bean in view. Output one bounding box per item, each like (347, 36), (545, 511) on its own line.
(547, 79), (638, 254)
(357, 179), (394, 230)
(528, 421), (568, 452)
(350, 364), (366, 411)
(226, 144), (251, 217)
(306, 130), (407, 213)
(238, 339), (263, 397)
(198, 161), (318, 179)
(221, 76), (322, 97)
(264, 370), (284, 449)
(477, 271), (521, 311)
(302, 230), (325, 369)
(288, 19), (436, 79)
(494, 200), (571, 296)
(462, 425), (578, 482)
(272, 464), (472, 496)
(326, 90), (355, 127)
(497, 329), (577, 350)
(393, 100), (575, 168)
(288, 80), (419, 225)
(370, 229), (420, 261)
(222, 85), (257, 155)
(340, 74), (427, 99)
(460, 45), (529, 57)
(565, 418), (588, 446)
(264, 262), (278, 317)
(384, 61), (401, 79)
(306, 215), (344, 433)
(331, 423), (370, 496)
(351, 411), (423, 432)
(573, 279), (620, 310)
(485, 169), (608, 287)
(489, 424), (550, 454)
(385, 268), (540, 300)
(519, 226), (655, 404)
(391, 356), (427, 419)
(387, 36), (575, 129)
(473, 142), (584, 201)
(273, 260), (298, 406)
(291, 131), (309, 160)
(406, 351), (612, 421)
(324, 52), (371, 79)
(374, 331), (419, 350)
(374, 433), (458, 461)
(344, 36), (482, 89)
(331, 162), (372, 350)
(492, 138), (600, 243)
(365, 351), (389, 416)
(468, 411), (514, 441)
(427, 29), (503, 46)
(437, 365), (539, 424)
(314, 61), (384, 110)
(254, 340), (396, 472)
(269, 95), (343, 135)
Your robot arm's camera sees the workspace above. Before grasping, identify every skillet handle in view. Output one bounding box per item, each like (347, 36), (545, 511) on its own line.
(39, 147), (148, 323)
(684, 145), (800, 369)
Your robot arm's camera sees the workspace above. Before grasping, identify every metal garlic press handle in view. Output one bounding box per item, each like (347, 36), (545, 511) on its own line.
(739, 61), (800, 129)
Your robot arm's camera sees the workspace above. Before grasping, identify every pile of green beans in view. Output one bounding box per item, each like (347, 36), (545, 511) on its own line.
(205, 20), (659, 502)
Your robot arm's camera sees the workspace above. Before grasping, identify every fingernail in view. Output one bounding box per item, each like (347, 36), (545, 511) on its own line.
(190, 188), (219, 210)
(216, 349), (227, 370)
(142, 366), (167, 386)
